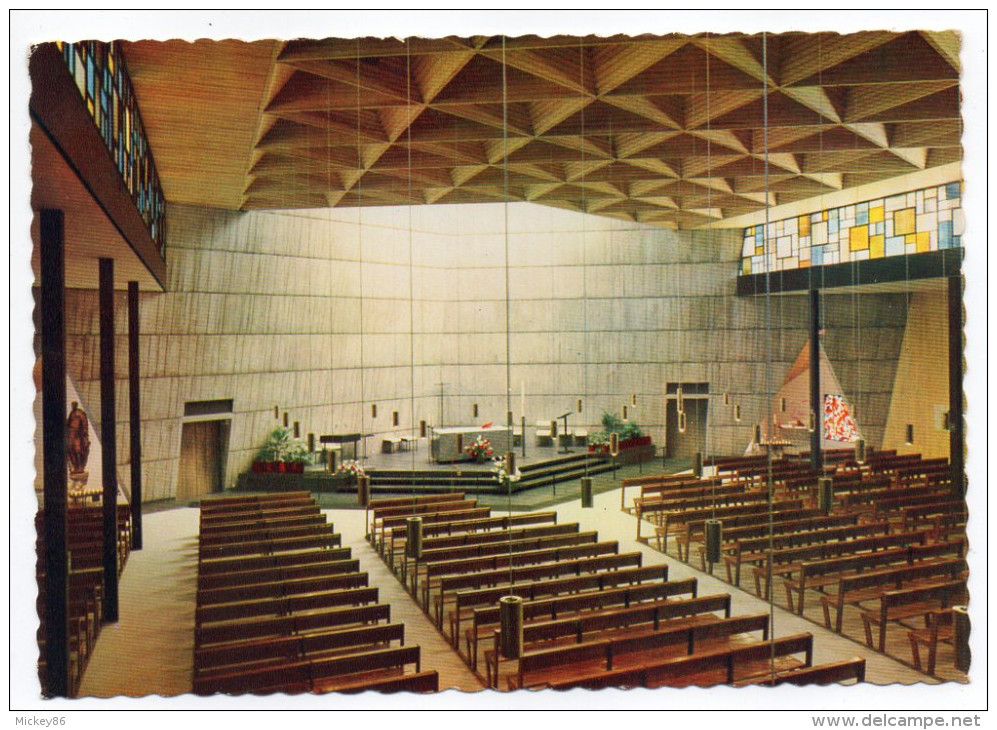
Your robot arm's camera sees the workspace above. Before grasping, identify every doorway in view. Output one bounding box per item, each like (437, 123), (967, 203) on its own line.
(665, 397), (709, 460)
(177, 419), (229, 501)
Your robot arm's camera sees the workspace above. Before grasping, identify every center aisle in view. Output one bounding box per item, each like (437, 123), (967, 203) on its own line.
(326, 507), (485, 693)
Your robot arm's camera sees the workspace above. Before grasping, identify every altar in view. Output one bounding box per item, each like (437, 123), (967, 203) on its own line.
(430, 425), (512, 463)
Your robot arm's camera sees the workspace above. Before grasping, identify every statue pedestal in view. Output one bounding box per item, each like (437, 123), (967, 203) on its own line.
(68, 471), (100, 505)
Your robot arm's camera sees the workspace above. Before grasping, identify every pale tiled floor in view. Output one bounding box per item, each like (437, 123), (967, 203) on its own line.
(75, 484), (953, 703)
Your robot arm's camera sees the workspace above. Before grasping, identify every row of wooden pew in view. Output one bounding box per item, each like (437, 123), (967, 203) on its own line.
(628, 452), (968, 676)
(365, 491), (865, 690)
(35, 503), (133, 697)
(192, 491), (439, 695)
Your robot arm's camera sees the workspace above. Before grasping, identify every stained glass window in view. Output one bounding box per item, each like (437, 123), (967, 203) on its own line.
(57, 41), (166, 256)
(740, 183), (962, 275)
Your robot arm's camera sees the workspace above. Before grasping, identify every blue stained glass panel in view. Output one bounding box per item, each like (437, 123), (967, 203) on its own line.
(939, 220), (954, 249)
(945, 182), (961, 200)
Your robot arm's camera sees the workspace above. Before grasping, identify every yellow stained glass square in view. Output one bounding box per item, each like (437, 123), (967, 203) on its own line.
(894, 208), (916, 235)
(849, 226), (869, 251)
(755, 245), (763, 255)
(870, 234), (885, 258)
(822, 210), (828, 221)
(742, 259), (751, 275)
(905, 234), (917, 244)
(869, 206), (884, 224)
(799, 215), (810, 237)
(916, 231), (931, 252)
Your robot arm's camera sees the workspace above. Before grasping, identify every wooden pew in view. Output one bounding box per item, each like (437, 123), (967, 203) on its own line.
(365, 492), (467, 535)
(485, 593), (733, 687)
(195, 603), (391, 648)
(200, 504), (323, 528)
(198, 546), (353, 576)
(200, 491), (313, 511)
(194, 622), (405, 675)
(508, 612), (770, 689)
(198, 531), (343, 561)
(860, 579), (968, 651)
(385, 511), (559, 569)
(199, 513), (328, 537)
(652, 498), (805, 549)
(463, 578), (697, 670)
(819, 558), (967, 634)
(448, 564), (671, 654)
(197, 557), (360, 593)
(432, 552), (645, 628)
(544, 633), (814, 689)
(908, 609), (955, 675)
(370, 499), (481, 547)
(419, 540), (620, 607)
(677, 507), (828, 562)
(376, 507), (493, 555)
(323, 670), (439, 695)
(195, 586), (379, 625)
(781, 540), (962, 616)
(722, 521), (891, 587)
(735, 658), (866, 686)
(753, 530), (929, 601)
(197, 572), (370, 607)
(306, 644), (423, 693)
(198, 522), (340, 549)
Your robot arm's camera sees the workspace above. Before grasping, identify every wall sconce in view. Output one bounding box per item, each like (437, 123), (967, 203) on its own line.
(577, 398), (583, 414)
(274, 405), (279, 419)
(307, 433), (315, 453)
(419, 420), (427, 438)
(392, 410), (399, 427)
(905, 424), (914, 445)
(734, 404), (741, 423)
(371, 404), (377, 419)
(622, 405), (629, 421)
(631, 393), (637, 407)
(283, 412), (289, 427)
(678, 410), (687, 434)
(780, 397), (787, 413)
(723, 391), (730, 406)
(293, 421), (300, 438)
(472, 403), (479, 418)
(753, 424), (761, 443)
(456, 433), (463, 454)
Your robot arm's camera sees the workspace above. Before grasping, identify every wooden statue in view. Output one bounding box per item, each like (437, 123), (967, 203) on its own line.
(66, 401), (91, 475)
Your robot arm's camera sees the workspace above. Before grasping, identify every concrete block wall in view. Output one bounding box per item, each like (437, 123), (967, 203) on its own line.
(37, 201), (910, 500)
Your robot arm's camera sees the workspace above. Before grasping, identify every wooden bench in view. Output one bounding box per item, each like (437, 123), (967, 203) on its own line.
(376, 507), (492, 555)
(194, 622), (406, 675)
(652, 497), (805, 549)
(781, 539), (962, 616)
(509, 612), (770, 689)
(432, 551), (645, 629)
(385, 511), (559, 569)
(908, 609), (956, 675)
(419, 540), (620, 607)
(543, 633), (814, 689)
(464, 578), (697, 670)
(485, 593), (733, 687)
(200, 513), (329, 537)
(198, 522), (340, 549)
(195, 586), (380, 625)
(197, 557), (360, 592)
(195, 602), (392, 648)
(369, 499), (480, 547)
(197, 571), (370, 607)
(676, 507), (828, 562)
(722, 521), (890, 587)
(448, 564), (670, 653)
(365, 492), (466, 535)
(198, 531), (345, 561)
(860, 579), (967, 651)
(201, 504), (322, 528)
(322, 669), (439, 695)
(819, 558), (967, 634)
(734, 657), (866, 686)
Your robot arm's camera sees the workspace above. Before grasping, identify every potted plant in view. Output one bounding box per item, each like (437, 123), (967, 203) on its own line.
(253, 426), (310, 473)
(587, 411), (652, 453)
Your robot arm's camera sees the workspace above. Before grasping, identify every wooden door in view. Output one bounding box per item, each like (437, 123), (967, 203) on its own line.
(177, 420), (223, 501)
(665, 398), (709, 460)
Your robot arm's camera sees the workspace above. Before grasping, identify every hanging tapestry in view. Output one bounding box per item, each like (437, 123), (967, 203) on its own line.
(823, 394), (859, 442)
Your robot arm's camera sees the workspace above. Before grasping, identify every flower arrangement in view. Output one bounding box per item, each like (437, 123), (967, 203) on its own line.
(466, 435), (494, 461)
(337, 459), (366, 479)
(492, 456), (521, 489)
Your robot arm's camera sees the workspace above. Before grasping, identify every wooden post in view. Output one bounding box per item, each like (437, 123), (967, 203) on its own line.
(809, 288), (823, 471)
(948, 275), (964, 497)
(99, 258), (119, 622)
(40, 209), (70, 697)
(128, 281), (142, 550)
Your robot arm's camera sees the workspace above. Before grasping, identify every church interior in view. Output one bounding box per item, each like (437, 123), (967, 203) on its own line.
(14, 11), (986, 712)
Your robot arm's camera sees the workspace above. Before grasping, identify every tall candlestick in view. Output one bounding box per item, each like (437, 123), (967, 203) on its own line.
(520, 382), (525, 417)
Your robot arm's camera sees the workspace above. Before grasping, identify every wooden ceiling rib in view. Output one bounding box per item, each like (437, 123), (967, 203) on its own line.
(121, 30), (962, 229)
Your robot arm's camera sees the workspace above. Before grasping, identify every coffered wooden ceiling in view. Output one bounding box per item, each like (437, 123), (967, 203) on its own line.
(122, 30), (962, 230)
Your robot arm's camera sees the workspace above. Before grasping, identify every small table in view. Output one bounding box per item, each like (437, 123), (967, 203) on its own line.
(321, 433), (362, 460)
